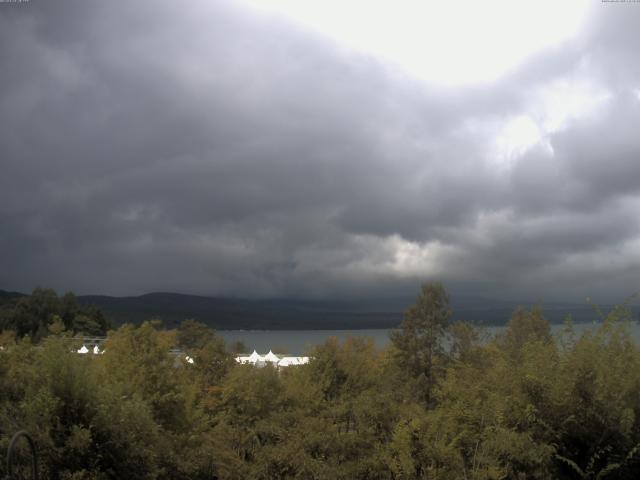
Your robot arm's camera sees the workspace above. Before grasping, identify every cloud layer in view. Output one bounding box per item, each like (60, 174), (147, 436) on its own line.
(1, 1), (640, 301)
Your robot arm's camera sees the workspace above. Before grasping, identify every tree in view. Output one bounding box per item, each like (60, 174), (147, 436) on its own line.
(0, 288), (110, 340)
(448, 320), (483, 365)
(500, 305), (551, 360)
(177, 319), (215, 350)
(390, 282), (451, 406)
(229, 340), (248, 354)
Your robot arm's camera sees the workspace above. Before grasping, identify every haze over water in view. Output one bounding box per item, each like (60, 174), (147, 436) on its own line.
(219, 322), (640, 355)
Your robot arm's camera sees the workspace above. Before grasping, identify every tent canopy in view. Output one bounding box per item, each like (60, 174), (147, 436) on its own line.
(248, 350), (263, 362)
(264, 350), (280, 363)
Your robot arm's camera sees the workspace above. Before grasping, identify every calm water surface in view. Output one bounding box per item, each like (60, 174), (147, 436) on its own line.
(219, 322), (640, 355)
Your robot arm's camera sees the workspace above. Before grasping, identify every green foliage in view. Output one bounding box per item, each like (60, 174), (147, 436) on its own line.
(2, 284), (640, 479)
(0, 288), (110, 341)
(177, 319), (215, 350)
(390, 282), (451, 405)
(498, 305), (552, 359)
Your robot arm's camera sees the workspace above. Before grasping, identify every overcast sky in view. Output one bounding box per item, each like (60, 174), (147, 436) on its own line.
(1, 0), (640, 302)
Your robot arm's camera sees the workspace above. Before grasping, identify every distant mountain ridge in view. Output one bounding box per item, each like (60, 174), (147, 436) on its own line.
(0, 289), (27, 302)
(2, 289), (635, 330)
(76, 291), (635, 330)
(76, 292), (406, 329)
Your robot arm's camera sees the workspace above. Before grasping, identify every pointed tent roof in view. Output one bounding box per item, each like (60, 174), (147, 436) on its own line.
(248, 350), (263, 363)
(264, 350), (280, 363)
(77, 345), (89, 354)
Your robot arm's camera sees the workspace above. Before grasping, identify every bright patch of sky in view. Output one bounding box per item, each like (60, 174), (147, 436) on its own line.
(493, 115), (548, 168)
(240, 0), (601, 174)
(534, 78), (613, 133)
(240, 0), (590, 85)
(490, 79), (612, 170)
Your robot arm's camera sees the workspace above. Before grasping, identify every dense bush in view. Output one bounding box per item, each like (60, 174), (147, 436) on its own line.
(0, 288), (110, 340)
(1, 284), (639, 479)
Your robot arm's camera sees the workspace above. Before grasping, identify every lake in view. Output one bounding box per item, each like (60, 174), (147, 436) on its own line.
(219, 322), (640, 355)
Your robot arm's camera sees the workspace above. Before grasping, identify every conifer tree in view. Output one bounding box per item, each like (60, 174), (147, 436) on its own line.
(390, 282), (451, 406)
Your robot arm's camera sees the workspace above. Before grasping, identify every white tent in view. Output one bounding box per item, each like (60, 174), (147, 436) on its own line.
(277, 356), (311, 367)
(235, 350), (310, 367)
(77, 345), (89, 354)
(92, 345), (100, 355)
(264, 350), (280, 363)
(277, 357), (298, 367)
(248, 350), (263, 363)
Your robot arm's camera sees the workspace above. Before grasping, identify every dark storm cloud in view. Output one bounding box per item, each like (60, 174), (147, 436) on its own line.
(1, 0), (640, 301)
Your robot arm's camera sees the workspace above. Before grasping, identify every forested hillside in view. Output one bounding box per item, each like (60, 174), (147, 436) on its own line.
(3, 288), (626, 330)
(76, 292), (630, 329)
(77, 292), (405, 330)
(0, 288), (110, 340)
(1, 283), (639, 479)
